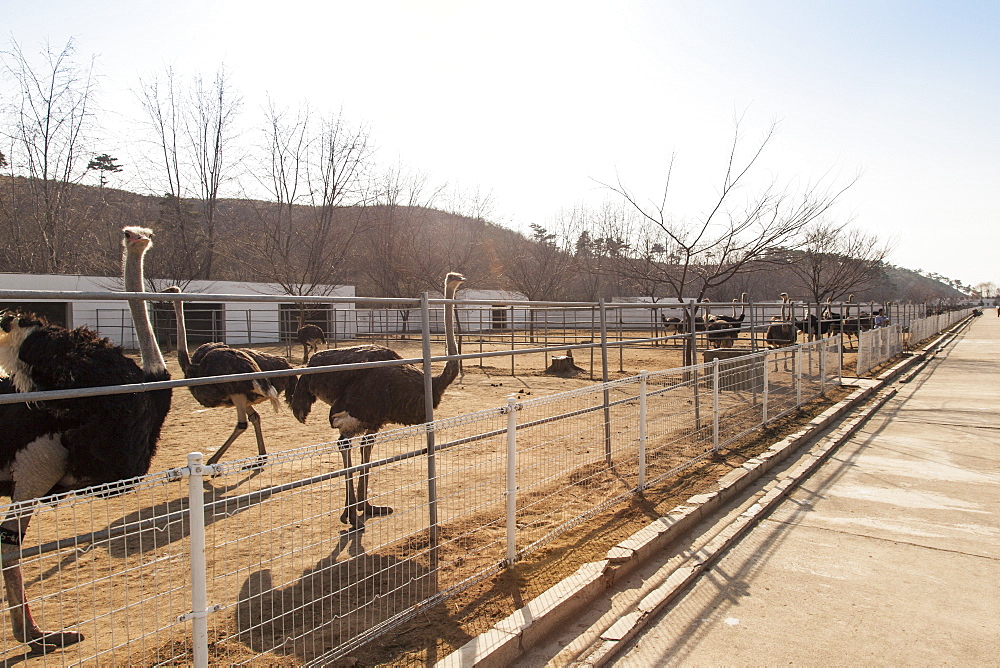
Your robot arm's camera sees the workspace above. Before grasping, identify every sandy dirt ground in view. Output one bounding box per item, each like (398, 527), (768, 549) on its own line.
(1, 332), (860, 666)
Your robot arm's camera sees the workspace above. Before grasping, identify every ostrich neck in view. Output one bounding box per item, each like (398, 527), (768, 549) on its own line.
(172, 300), (192, 373)
(432, 282), (460, 401)
(125, 248), (166, 375)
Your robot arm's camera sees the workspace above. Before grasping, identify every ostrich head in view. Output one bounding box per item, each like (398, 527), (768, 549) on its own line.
(123, 226), (153, 255)
(445, 272), (466, 297)
(0, 311), (47, 389)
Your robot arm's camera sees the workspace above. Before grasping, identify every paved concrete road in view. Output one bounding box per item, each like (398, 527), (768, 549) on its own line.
(612, 315), (1000, 666)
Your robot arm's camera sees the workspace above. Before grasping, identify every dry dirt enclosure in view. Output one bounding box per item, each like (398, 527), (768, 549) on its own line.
(2, 332), (858, 666)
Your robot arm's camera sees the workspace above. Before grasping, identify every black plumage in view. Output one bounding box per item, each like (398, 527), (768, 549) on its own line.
(296, 323), (326, 363)
(290, 344), (456, 429)
(0, 226), (170, 652)
(167, 289), (297, 467)
(0, 316), (169, 485)
(291, 272), (466, 529)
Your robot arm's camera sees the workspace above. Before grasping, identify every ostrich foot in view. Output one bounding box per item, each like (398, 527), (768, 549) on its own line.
(361, 502), (393, 517)
(341, 513), (367, 531)
(242, 455), (267, 472)
(24, 629), (84, 653)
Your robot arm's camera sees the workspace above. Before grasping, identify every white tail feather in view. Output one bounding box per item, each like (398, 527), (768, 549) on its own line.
(254, 381), (282, 413)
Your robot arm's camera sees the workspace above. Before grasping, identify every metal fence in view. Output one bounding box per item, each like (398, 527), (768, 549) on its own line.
(855, 324), (904, 376)
(906, 309), (975, 349)
(0, 334), (843, 666)
(0, 285), (973, 666)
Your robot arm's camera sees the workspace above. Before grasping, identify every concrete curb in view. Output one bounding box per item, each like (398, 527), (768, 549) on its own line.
(434, 329), (963, 668)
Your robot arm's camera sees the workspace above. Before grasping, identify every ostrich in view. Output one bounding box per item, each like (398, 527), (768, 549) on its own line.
(296, 323), (326, 364)
(707, 294), (746, 348)
(832, 293), (863, 349)
(0, 226), (171, 651)
(165, 288), (297, 468)
(291, 272), (466, 529)
(660, 313), (684, 342)
(765, 293), (797, 349)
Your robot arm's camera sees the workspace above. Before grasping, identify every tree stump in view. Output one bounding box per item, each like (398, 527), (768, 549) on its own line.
(546, 354), (582, 374)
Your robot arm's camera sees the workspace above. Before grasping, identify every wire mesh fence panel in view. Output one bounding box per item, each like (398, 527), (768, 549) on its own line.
(195, 429), (447, 666)
(642, 368), (714, 487)
(511, 379), (643, 558)
(857, 325), (903, 375)
(0, 471), (193, 665)
(432, 409), (511, 591)
(715, 352), (768, 448)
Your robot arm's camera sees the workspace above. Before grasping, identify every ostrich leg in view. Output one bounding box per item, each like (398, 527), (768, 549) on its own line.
(206, 396), (250, 466)
(243, 406), (267, 470)
(2, 439), (84, 651)
(357, 433), (392, 519)
(338, 435), (361, 528)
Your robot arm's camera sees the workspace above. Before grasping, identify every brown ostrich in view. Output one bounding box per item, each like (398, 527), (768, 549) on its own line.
(296, 323), (326, 363)
(0, 226), (171, 652)
(765, 293), (798, 349)
(165, 288), (297, 467)
(290, 272), (466, 529)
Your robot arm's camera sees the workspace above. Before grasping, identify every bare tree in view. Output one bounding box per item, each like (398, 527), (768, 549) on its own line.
(501, 223), (575, 301)
(1, 38), (98, 272)
(134, 65), (242, 281)
(237, 104), (373, 326)
(974, 281), (997, 300)
(135, 67), (204, 283)
(784, 219), (894, 303)
(186, 66), (242, 279)
(598, 120), (857, 304)
(554, 201), (632, 302)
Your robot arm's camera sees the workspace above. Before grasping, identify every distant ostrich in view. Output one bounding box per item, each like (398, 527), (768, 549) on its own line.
(660, 313), (684, 344)
(296, 323), (326, 363)
(0, 226), (171, 651)
(291, 272), (466, 529)
(165, 288), (298, 467)
(832, 293), (863, 349)
(765, 293), (798, 349)
(707, 294), (746, 348)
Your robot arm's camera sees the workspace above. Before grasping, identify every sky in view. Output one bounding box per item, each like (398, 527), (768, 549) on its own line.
(4, 0), (999, 287)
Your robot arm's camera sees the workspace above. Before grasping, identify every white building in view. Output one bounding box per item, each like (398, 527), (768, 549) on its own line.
(0, 273), (356, 349)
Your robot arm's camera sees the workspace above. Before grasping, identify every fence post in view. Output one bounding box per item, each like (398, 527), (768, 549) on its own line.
(796, 345), (803, 407)
(820, 338), (827, 395)
(505, 396), (518, 565)
(638, 370), (648, 490)
(689, 300), (702, 429)
(600, 299), (612, 466)
(419, 293), (440, 573)
(510, 305), (516, 377)
(712, 358), (720, 452)
(762, 351), (770, 424)
(185, 452), (212, 668)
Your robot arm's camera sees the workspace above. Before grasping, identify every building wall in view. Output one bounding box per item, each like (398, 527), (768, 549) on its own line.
(0, 273), (356, 349)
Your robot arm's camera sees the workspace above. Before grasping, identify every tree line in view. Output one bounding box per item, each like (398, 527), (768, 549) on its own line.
(0, 38), (971, 306)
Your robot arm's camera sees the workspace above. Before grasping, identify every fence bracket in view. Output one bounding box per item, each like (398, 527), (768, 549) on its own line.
(177, 604), (222, 623)
(170, 463), (222, 480)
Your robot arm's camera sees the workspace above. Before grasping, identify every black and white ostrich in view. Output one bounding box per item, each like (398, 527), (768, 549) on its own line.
(290, 272), (466, 529)
(164, 288), (297, 468)
(296, 323), (326, 364)
(0, 226), (171, 651)
(707, 294), (746, 348)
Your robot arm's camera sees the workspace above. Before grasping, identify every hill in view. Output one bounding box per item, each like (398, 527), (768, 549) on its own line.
(0, 175), (969, 304)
